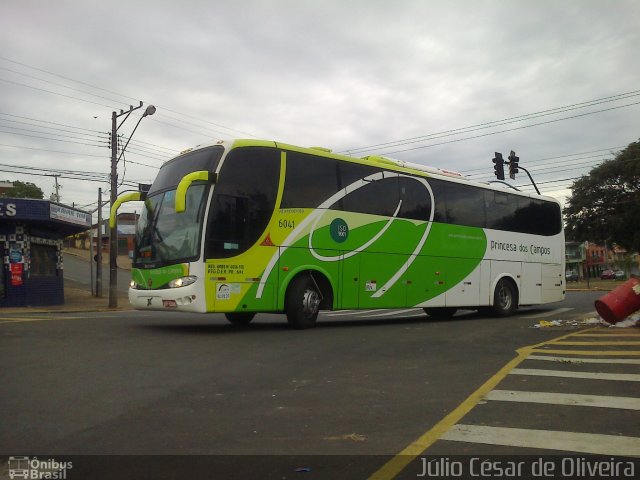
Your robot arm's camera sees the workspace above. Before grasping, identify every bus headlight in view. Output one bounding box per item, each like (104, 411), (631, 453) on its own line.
(130, 280), (140, 289)
(167, 276), (197, 288)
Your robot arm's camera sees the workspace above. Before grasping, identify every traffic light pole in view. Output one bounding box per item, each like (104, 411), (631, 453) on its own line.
(492, 150), (541, 195)
(512, 165), (541, 195)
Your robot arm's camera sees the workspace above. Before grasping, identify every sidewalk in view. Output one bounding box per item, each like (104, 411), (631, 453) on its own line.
(0, 248), (131, 314)
(0, 286), (131, 314)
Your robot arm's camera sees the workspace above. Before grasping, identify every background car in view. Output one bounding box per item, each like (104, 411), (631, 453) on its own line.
(614, 270), (625, 280)
(565, 271), (579, 282)
(601, 269), (615, 280)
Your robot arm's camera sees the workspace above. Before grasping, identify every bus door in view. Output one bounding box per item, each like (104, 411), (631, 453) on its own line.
(445, 258), (482, 307)
(407, 254), (450, 307)
(521, 263), (542, 304)
(358, 252), (408, 308)
(340, 251), (360, 309)
(542, 263), (564, 303)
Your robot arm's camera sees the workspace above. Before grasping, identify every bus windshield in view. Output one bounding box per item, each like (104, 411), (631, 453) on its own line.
(134, 185), (209, 267)
(133, 145), (223, 267)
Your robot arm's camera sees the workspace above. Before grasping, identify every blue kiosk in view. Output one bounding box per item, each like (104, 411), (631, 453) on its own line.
(0, 198), (91, 307)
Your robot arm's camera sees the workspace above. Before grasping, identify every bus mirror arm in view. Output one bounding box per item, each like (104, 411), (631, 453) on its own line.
(109, 191), (146, 229)
(175, 171), (217, 213)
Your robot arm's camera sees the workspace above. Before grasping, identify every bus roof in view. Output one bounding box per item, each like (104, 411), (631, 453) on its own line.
(171, 139), (560, 204)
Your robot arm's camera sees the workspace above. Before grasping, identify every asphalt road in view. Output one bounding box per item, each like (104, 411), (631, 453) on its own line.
(2, 289), (638, 479)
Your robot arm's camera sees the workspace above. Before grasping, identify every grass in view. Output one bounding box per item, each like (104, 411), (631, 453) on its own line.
(566, 278), (628, 291)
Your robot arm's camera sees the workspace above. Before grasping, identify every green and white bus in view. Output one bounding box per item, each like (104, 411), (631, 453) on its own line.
(110, 139), (565, 328)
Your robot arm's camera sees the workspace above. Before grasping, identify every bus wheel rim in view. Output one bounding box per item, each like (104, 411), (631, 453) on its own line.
(498, 285), (511, 310)
(302, 289), (320, 317)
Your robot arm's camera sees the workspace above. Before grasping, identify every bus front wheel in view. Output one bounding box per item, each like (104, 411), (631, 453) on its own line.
(285, 275), (321, 329)
(225, 312), (255, 326)
(491, 278), (517, 317)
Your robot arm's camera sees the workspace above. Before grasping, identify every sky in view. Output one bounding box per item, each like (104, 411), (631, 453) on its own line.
(1, 0), (639, 219)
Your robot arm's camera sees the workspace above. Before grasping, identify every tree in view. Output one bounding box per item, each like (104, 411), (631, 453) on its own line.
(564, 139), (640, 252)
(0, 180), (45, 199)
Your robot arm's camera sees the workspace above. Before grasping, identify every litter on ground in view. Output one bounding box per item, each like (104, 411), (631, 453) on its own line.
(532, 312), (640, 329)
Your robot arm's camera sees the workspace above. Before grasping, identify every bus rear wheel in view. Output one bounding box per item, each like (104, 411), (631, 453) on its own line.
(285, 275), (321, 329)
(491, 278), (517, 317)
(225, 312), (255, 326)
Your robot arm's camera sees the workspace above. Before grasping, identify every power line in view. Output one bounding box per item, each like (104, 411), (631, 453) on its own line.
(0, 77), (118, 109)
(374, 101), (640, 156)
(0, 142), (106, 157)
(459, 146), (625, 175)
(0, 128), (106, 148)
(342, 90), (640, 155)
(0, 112), (105, 134)
(0, 66), (130, 108)
(0, 55), (258, 138)
(0, 124), (107, 144)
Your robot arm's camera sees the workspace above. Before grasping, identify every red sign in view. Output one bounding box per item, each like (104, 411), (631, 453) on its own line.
(10, 263), (23, 286)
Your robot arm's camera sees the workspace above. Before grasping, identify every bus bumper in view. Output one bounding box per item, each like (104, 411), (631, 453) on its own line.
(128, 286), (204, 313)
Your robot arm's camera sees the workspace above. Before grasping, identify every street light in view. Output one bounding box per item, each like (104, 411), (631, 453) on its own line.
(109, 102), (156, 308)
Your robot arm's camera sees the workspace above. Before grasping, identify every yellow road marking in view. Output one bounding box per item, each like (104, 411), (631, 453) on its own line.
(531, 349), (640, 356)
(368, 327), (598, 480)
(0, 316), (90, 324)
(574, 332), (640, 337)
(550, 340), (640, 346)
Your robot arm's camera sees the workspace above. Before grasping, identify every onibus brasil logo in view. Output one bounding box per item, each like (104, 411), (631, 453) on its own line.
(7, 456), (73, 479)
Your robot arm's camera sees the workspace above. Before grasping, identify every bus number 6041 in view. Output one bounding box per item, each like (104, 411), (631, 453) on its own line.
(279, 219), (295, 229)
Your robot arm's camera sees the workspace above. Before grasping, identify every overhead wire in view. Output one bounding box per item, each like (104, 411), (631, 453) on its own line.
(374, 101), (640, 156)
(0, 55), (258, 138)
(342, 90), (640, 155)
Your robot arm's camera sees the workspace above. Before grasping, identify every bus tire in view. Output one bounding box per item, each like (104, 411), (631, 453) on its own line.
(285, 275), (321, 329)
(423, 307), (457, 318)
(491, 278), (518, 317)
(225, 312), (255, 326)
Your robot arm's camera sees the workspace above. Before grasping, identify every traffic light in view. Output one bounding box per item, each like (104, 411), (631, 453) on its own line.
(508, 150), (519, 179)
(493, 152), (505, 180)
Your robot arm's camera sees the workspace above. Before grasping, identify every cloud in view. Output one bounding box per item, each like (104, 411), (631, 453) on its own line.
(0, 0), (638, 211)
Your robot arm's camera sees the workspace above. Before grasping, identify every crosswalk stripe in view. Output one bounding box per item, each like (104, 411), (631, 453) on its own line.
(441, 424), (640, 457)
(527, 354), (640, 364)
(510, 368), (640, 382)
(485, 389), (640, 410)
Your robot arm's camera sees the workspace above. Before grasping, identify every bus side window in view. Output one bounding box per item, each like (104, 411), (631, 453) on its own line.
(281, 153), (340, 208)
(205, 147), (279, 258)
(515, 197), (561, 236)
(428, 178), (448, 223)
(398, 177), (432, 221)
(443, 182), (485, 228)
(486, 191), (518, 231)
(341, 176), (399, 216)
(281, 154), (380, 209)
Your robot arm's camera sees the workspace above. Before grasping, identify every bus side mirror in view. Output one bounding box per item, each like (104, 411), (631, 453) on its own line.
(109, 191), (147, 228)
(175, 171), (217, 213)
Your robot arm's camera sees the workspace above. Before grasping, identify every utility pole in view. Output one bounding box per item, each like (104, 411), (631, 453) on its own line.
(109, 102), (156, 308)
(109, 110), (118, 308)
(96, 187), (103, 297)
(46, 174), (61, 202)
